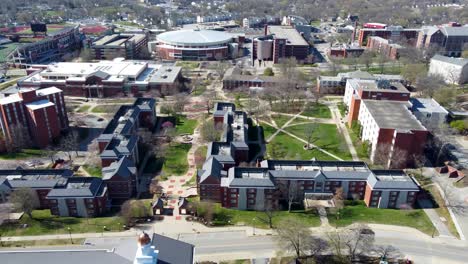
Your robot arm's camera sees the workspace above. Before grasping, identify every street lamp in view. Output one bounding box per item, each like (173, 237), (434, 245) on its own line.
(252, 218), (256, 236)
(67, 227), (73, 244)
(102, 226), (106, 237)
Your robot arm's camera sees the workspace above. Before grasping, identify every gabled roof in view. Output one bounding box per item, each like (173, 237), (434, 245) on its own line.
(431, 54), (468, 67)
(151, 233), (194, 264)
(102, 157), (137, 180)
(441, 26), (468, 37)
(46, 177), (106, 198)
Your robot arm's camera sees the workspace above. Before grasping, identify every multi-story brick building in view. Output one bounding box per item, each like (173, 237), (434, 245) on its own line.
(367, 36), (403, 60)
(358, 26), (419, 47)
(97, 98), (156, 167)
(364, 170), (419, 209)
(357, 100), (428, 169)
(18, 60), (182, 98)
(0, 87), (69, 150)
(222, 67), (292, 90)
(344, 79), (410, 127)
(328, 45), (365, 58)
(198, 102), (251, 202)
(0, 168), (73, 206)
(252, 25), (309, 64)
(102, 157), (137, 203)
(417, 25), (468, 57)
(317, 70), (404, 94)
(46, 177), (108, 217)
(91, 33), (149, 60)
(198, 102), (420, 210)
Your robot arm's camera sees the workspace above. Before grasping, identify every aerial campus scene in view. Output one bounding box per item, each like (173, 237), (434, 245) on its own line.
(0, 0), (468, 263)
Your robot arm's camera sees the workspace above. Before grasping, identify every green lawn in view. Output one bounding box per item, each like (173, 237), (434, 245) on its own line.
(192, 84), (207, 96)
(91, 105), (122, 113)
(0, 149), (44, 160)
(162, 143), (191, 175)
(76, 105), (91, 113)
(143, 156), (163, 174)
(285, 123), (352, 160)
(0, 43), (20, 63)
(348, 123), (370, 161)
(267, 132), (337, 161)
(213, 205), (320, 228)
(302, 103), (332, 119)
(337, 102), (347, 118)
(0, 210), (123, 236)
(176, 61), (200, 69)
(271, 114), (294, 128)
(176, 116), (198, 135)
(328, 201), (436, 236)
(82, 165), (102, 177)
(261, 123), (277, 141)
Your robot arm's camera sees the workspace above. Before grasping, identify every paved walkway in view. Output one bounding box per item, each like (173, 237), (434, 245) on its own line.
(262, 119), (344, 161)
(327, 103), (359, 161)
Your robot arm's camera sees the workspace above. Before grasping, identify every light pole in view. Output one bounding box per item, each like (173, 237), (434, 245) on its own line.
(252, 218), (256, 236)
(102, 226), (106, 237)
(67, 227), (73, 244)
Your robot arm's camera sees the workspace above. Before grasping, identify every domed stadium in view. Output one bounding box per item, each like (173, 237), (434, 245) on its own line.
(155, 29), (235, 60)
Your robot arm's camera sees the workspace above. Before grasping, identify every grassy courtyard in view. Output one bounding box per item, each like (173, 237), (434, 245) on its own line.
(176, 61), (200, 70)
(0, 210), (123, 236)
(175, 116), (198, 135)
(285, 123), (352, 160)
(328, 201), (436, 236)
(267, 132), (337, 161)
(91, 105), (122, 114)
(262, 123), (277, 141)
(302, 103), (332, 119)
(82, 165), (102, 177)
(162, 143), (192, 176)
(271, 114), (293, 128)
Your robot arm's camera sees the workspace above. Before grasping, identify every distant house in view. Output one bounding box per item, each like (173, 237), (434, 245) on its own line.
(428, 55), (468, 85)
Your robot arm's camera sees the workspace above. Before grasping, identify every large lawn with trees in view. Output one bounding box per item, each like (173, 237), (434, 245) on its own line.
(327, 201), (435, 236)
(0, 210), (123, 236)
(267, 132), (337, 161)
(0, 148), (44, 160)
(285, 124), (352, 160)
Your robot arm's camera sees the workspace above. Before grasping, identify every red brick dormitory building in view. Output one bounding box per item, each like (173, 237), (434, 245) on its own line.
(197, 102), (421, 210)
(0, 87), (69, 150)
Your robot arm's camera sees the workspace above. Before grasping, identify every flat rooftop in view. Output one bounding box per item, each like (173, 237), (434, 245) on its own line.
(369, 170), (419, 190)
(267, 25), (309, 46)
(93, 33), (146, 47)
(410, 97), (448, 114)
(362, 100), (426, 131)
(349, 79), (409, 93)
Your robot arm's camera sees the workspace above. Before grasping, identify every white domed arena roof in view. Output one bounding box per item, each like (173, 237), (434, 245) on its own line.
(157, 29), (233, 46)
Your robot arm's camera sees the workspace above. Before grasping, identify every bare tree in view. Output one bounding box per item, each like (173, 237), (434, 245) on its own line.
(276, 217), (312, 258)
(149, 179), (163, 196)
(172, 93), (188, 115)
(256, 202), (277, 229)
(120, 200), (149, 225)
(327, 224), (375, 262)
(304, 123), (318, 149)
(200, 120), (222, 142)
(10, 188), (40, 219)
(333, 187), (345, 212)
(60, 130), (80, 160)
(358, 51), (374, 71)
(44, 145), (57, 164)
(278, 181), (300, 212)
(373, 143), (408, 169)
(416, 74), (444, 97)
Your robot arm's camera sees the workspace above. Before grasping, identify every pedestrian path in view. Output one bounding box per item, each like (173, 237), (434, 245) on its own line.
(328, 104), (359, 161)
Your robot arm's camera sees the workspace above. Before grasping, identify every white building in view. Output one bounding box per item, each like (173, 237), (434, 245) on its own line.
(410, 98), (448, 130)
(242, 18), (250, 28)
(357, 100), (427, 168)
(429, 55), (468, 85)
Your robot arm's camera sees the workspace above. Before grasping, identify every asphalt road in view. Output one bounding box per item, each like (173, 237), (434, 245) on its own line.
(82, 229), (468, 263)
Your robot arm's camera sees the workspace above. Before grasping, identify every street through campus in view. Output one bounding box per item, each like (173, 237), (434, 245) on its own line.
(58, 223), (468, 263)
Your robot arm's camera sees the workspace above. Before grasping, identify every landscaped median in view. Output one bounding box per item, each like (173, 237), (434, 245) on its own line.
(0, 210), (123, 236)
(327, 201), (436, 236)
